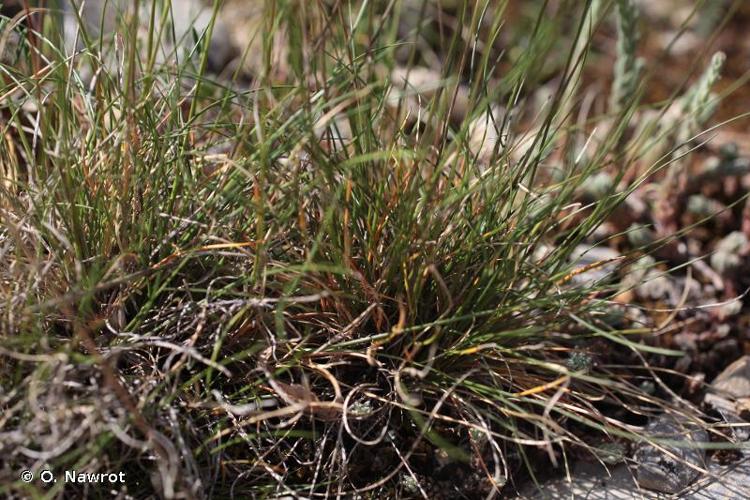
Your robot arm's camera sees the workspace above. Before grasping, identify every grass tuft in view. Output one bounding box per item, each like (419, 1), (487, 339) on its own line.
(0, 1), (742, 497)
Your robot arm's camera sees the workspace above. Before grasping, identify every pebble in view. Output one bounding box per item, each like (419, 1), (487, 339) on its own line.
(59, 0), (234, 71)
(518, 457), (750, 499)
(704, 355), (750, 441)
(634, 415), (708, 494)
(711, 356), (750, 398)
(569, 245), (621, 285)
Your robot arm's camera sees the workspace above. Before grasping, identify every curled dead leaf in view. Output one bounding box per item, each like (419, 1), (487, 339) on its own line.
(272, 381), (341, 421)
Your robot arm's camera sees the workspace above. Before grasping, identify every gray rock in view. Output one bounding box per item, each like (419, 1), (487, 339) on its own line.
(620, 255), (676, 301)
(518, 461), (657, 499)
(518, 456), (750, 499)
(634, 415), (708, 493)
(688, 458), (750, 499)
(705, 356), (750, 442)
(569, 245), (621, 285)
(712, 356), (750, 398)
(513, 334), (750, 499)
(170, 1), (234, 71)
(60, 0), (234, 71)
(704, 393), (750, 442)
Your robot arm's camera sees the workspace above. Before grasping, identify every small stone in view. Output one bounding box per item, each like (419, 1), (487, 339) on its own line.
(61, 0), (234, 72)
(636, 272), (673, 301)
(737, 399), (750, 421)
(712, 356), (750, 398)
(468, 104), (507, 166)
(569, 245), (621, 285)
(389, 66), (471, 122)
(717, 298), (743, 320)
(621, 256), (675, 301)
(705, 393), (750, 441)
(673, 332), (697, 352)
(634, 415), (708, 494)
(704, 356), (750, 441)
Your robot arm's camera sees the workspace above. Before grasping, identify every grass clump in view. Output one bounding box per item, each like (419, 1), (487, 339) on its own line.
(0, 1), (738, 497)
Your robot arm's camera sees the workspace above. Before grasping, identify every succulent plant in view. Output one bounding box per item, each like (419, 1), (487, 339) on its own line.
(580, 171), (614, 200)
(610, 0), (644, 115)
(710, 231), (748, 275)
(687, 194), (725, 218)
(400, 474), (420, 494)
(627, 223), (656, 248)
(719, 142), (739, 161)
(567, 351), (593, 373)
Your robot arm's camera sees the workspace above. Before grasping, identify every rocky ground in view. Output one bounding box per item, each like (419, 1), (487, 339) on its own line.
(520, 356), (750, 498)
